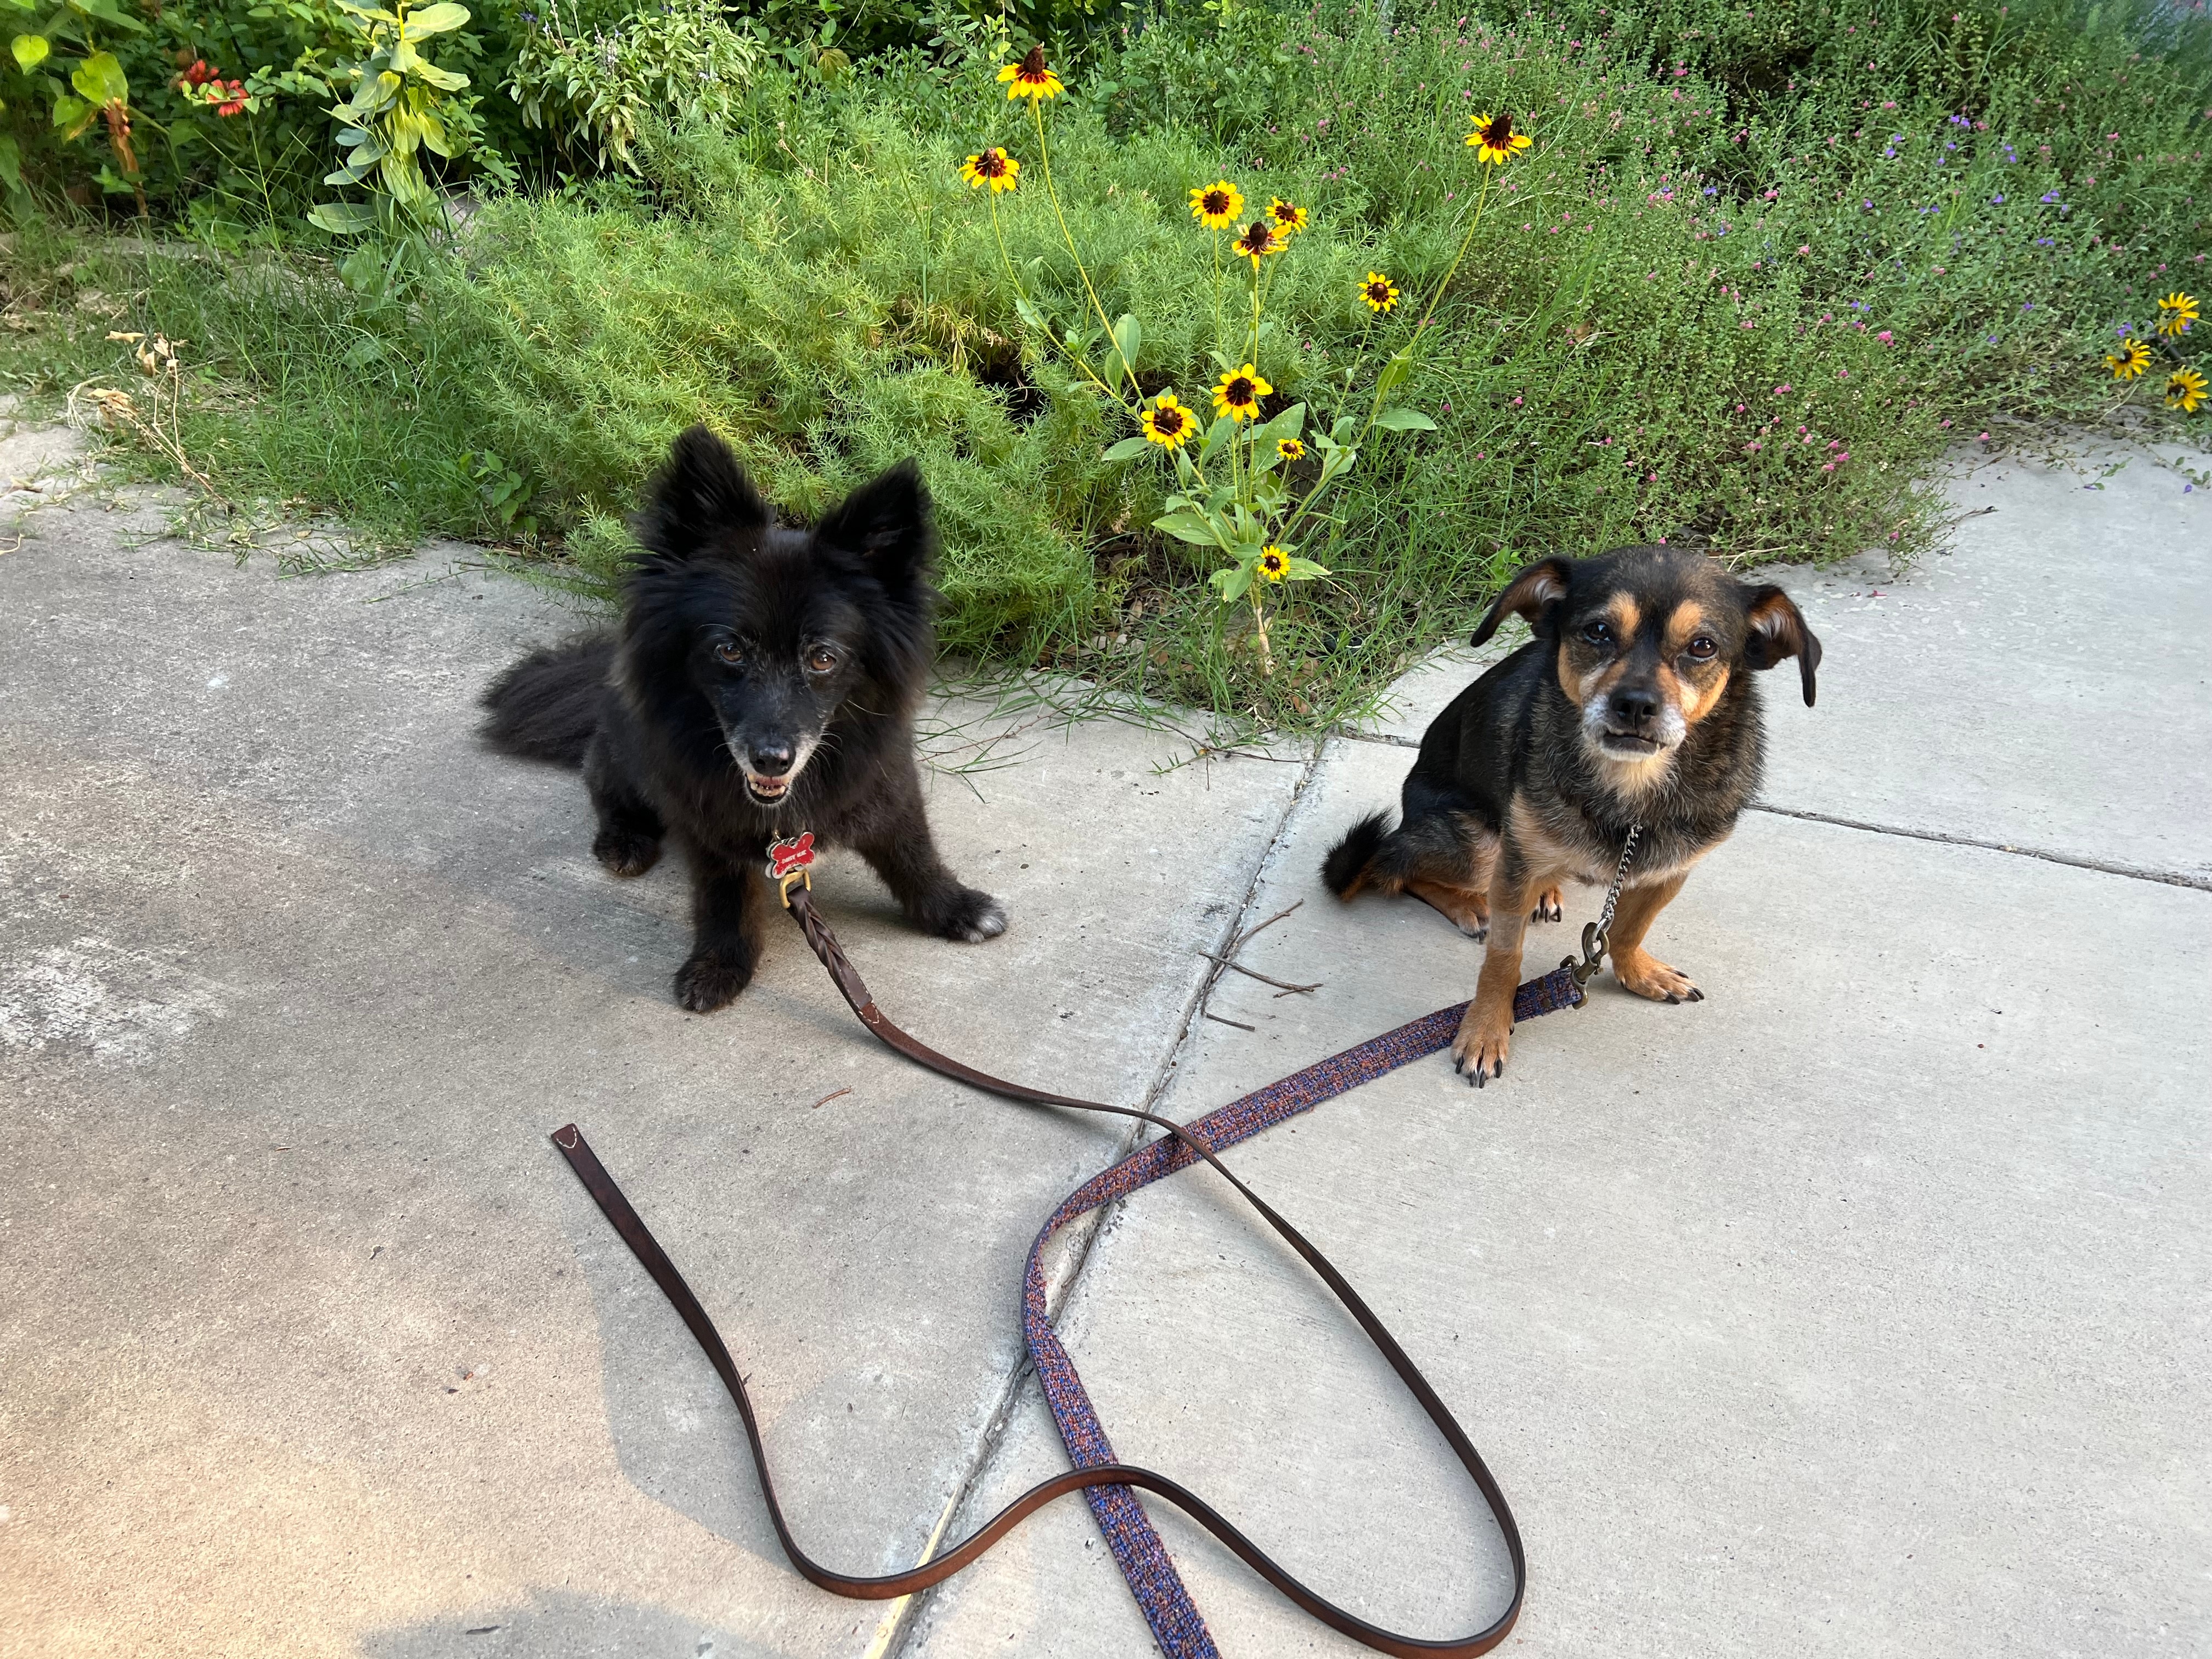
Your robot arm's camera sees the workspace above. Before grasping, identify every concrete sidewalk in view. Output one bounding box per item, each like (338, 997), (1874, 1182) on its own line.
(2, 428), (2207, 1659)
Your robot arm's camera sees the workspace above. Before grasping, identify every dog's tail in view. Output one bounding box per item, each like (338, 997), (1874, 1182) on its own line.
(481, 635), (615, 769)
(1321, 810), (1397, 899)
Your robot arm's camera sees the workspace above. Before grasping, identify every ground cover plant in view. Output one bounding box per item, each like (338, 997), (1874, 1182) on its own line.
(3, 0), (2208, 730)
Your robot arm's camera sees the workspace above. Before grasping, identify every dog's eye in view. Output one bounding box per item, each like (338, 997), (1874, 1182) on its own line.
(805, 645), (839, 674)
(714, 640), (743, 665)
(1580, 620), (1615, 647)
(1685, 635), (1718, 661)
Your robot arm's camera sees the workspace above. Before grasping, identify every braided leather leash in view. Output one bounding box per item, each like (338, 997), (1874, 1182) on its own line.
(550, 826), (1639, 1655)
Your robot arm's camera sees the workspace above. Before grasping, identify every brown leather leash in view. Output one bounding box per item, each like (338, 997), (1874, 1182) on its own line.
(543, 826), (1647, 1656)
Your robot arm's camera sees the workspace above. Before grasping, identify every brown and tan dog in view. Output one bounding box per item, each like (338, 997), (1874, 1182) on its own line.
(1323, 546), (1821, 1085)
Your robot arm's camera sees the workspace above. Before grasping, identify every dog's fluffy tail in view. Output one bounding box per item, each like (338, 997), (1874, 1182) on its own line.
(481, 635), (614, 768)
(1321, 810), (1397, 899)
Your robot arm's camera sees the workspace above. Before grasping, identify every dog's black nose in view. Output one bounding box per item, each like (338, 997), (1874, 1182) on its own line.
(749, 741), (794, 776)
(1611, 688), (1661, 726)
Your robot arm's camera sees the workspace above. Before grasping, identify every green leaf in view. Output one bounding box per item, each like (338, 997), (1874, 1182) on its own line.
(1372, 407), (1438, 432)
(1283, 556), (1330, 580)
(404, 0), (469, 33)
(1101, 435), (1154, 463)
(1110, 312), (1141, 387)
(1154, 508), (1221, 546)
(413, 60), (468, 91)
(0, 134), (18, 192)
(71, 0), (145, 31)
(70, 49), (127, 106)
(308, 199), (378, 233)
(1210, 563), (1254, 603)
(1249, 400), (1307, 461)
(1376, 350), (1414, 395)
(10, 32), (48, 70)
(1198, 412), (1233, 465)
(1012, 295), (1046, 334)
(1330, 414), (1358, 444)
(53, 92), (89, 134)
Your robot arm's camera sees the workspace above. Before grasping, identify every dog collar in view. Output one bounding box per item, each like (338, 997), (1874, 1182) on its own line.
(767, 832), (816, 906)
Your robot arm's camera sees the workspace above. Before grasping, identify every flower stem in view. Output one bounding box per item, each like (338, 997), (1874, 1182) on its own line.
(1032, 99), (1131, 394)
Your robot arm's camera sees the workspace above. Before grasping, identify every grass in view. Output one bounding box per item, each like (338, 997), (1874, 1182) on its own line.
(2, 0), (2207, 732)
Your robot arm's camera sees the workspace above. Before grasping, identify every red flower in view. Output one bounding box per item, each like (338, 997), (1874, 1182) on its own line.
(767, 833), (816, 880)
(215, 81), (247, 116)
(181, 58), (216, 87)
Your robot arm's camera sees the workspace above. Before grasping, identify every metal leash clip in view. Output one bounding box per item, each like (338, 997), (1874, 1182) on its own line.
(766, 831), (817, 908)
(1566, 823), (1643, 990)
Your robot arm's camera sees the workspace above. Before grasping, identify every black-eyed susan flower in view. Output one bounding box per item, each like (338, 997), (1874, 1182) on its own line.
(2169, 365), (2208, 413)
(1266, 197), (1308, 235)
(959, 147), (1019, 193)
(2105, 338), (2152, 380)
(998, 44), (1063, 101)
(1141, 393), (1194, 448)
(1276, 437), (1306, 461)
(1189, 180), (1244, 229)
(1214, 363), (1272, 421)
(2155, 290), (2199, 337)
(1467, 110), (1532, 166)
(1257, 545), (1290, 582)
(1360, 272), (1400, 313)
(1232, 219), (1285, 267)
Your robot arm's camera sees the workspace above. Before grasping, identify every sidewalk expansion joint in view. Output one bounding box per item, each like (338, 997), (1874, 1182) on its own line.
(1333, 730), (2207, 891)
(878, 741), (1327, 1659)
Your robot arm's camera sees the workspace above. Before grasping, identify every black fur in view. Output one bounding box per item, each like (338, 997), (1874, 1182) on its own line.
(1323, 545), (1821, 1084)
(483, 426), (1005, 1012)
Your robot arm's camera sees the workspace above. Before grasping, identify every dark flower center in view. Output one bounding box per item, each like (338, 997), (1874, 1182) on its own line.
(1019, 44), (1048, 80)
(1226, 377), (1255, 403)
(1154, 406), (1185, 434)
(978, 150), (1006, 174)
(1235, 223), (1273, 255)
(1367, 281), (1390, 300)
(1482, 113), (1514, 147)
(1203, 190), (1229, 215)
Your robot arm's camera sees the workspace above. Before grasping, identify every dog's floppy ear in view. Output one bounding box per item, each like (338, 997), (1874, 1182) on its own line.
(638, 425), (769, 561)
(1742, 584), (1822, 706)
(1471, 556), (1573, 647)
(815, 459), (935, 590)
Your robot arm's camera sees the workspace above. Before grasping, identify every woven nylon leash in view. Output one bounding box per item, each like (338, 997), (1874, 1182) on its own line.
(550, 823), (1641, 1656)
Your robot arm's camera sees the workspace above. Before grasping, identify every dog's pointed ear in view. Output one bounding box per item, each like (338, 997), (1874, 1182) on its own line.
(816, 459), (935, 589)
(1742, 584), (1822, 706)
(1471, 556), (1574, 647)
(637, 425), (769, 561)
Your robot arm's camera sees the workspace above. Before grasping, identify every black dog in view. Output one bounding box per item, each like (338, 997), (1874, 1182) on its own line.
(482, 426), (1005, 1011)
(1323, 546), (1820, 1084)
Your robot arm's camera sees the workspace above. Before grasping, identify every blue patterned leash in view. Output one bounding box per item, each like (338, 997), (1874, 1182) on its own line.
(548, 825), (1641, 1655)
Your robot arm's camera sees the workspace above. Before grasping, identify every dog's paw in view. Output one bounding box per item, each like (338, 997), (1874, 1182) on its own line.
(1614, 948), (1703, 1005)
(1449, 1006), (1513, 1088)
(674, 947), (753, 1013)
(1529, 885), (1564, 924)
(928, 887), (1007, 945)
(594, 825), (663, 878)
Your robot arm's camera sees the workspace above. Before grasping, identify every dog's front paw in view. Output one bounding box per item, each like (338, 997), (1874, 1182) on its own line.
(1449, 1005), (1513, 1088)
(1615, 947), (1703, 1005)
(674, 947), (754, 1012)
(1529, 885), (1564, 924)
(594, 825), (663, 878)
(929, 887), (1008, 945)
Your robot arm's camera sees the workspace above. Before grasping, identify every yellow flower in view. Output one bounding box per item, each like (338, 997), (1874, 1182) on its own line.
(2154, 290), (2199, 337)
(958, 147), (1019, 193)
(1189, 179), (1244, 229)
(1140, 393), (1194, 448)
(1213, 363), (1272, 421)
(1231, 219), (1285, 267)
(1360, 271), (1400, 313)
(1266, 196), (1308, 234)
(1466, 110), (1532, 166)
(1276, 437), (1305, 461)
(2104, 339), (2152, 380)
(998, 44), (1063, 102)
(2169, 365), (2208, 414)
(1257, 545), (1290, 582)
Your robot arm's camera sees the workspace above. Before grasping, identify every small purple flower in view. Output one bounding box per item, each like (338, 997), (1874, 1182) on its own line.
(2040, 190), (2061, 204)
(1991, 194), (2004, 204)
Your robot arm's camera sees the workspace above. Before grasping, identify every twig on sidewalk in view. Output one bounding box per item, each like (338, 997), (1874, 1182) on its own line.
(1203, 1010), (1256, 1032)
(1195, 899), (1316, 1029)
(811, 1087), (853, 1109)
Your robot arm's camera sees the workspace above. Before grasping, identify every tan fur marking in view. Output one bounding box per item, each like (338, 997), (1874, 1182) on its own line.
(1609, 595), (1641, 637)
(1662, 600), (1707, 656)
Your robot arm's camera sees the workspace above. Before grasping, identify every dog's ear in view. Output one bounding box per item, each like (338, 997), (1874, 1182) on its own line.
(637, 425), (769, 560)
(1742, 584), (1822, 706)
(1471, 556), (1573, 647)
(815, 459), (935, 590)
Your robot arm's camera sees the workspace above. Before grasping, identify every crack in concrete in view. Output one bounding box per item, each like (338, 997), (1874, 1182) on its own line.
(877, 742), (1326, 1659)
(1331, 729), (2208, 890)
